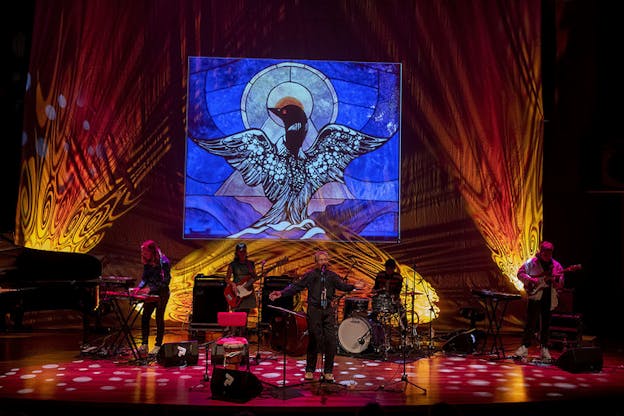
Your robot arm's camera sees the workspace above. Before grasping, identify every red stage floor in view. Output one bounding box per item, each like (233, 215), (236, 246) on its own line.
(1, 325), (623, 416)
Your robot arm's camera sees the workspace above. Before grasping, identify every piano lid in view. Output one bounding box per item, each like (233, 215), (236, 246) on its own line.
(0, 242), (102, 327)
(1, 245), (102, 283)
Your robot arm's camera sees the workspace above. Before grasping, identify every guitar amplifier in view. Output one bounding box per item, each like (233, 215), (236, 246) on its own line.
(261, 276), (294, 324)
(190, 275), (228, 326)
(549, 313), (583, 349)
(157, 341), (199, 367)
(554, 288), (575, 313)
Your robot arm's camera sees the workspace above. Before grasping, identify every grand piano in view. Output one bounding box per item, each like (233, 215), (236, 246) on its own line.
(0, 244), (102, 333)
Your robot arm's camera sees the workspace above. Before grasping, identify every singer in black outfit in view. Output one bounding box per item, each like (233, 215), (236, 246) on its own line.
(269, 250), (356, 383)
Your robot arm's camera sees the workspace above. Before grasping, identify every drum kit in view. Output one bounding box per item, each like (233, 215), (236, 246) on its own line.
(337, 289), (424, 359)
(262, 290), (425, 361)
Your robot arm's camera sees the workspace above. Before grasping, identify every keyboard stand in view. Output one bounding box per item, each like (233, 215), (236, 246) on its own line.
(472, 289), (521, 359)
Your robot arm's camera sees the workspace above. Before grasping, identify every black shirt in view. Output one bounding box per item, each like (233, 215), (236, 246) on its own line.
(138, 255), (171, 295)
(281, 267), (355, 309)
(373, 271), (403, 297)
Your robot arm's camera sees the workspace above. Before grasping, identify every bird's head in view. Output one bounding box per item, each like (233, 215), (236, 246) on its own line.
(269, 104), (307, 126)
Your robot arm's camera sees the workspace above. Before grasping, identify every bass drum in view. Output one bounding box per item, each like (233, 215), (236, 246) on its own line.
(270, 311), (309, 356)
(338, 316), (383, 354)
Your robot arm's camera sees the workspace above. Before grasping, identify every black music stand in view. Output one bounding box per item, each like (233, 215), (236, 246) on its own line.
(265, 305), (305, 399)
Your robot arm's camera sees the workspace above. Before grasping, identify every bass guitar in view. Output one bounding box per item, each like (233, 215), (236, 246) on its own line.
(224, 257), (289, 308)
(523, 264), (582, 296)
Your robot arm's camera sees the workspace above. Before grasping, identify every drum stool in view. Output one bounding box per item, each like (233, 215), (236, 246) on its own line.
(212, 312), (250, 371)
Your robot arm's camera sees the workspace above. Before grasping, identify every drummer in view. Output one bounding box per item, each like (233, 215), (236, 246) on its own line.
(372, 259), (408, 331)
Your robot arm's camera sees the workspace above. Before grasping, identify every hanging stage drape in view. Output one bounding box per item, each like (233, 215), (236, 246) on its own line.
(16, 0), (543, 329)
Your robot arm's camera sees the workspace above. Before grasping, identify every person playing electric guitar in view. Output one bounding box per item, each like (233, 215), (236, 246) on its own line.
(224, 242), (258, 336)
(514, 240), (565, 361)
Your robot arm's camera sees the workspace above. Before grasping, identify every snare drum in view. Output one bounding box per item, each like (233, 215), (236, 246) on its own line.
(372, 291), (397, 314)
(338, 316), (384, 354)
(343, 297), (370, 320)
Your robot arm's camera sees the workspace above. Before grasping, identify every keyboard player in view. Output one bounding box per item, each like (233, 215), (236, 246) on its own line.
(133, 240), (171, 357)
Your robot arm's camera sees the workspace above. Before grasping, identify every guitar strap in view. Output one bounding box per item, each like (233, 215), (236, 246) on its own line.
(538, 258), (553, 274)
(246, 260), (255, 277)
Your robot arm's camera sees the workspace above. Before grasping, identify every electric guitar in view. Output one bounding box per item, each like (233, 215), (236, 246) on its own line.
(224, 257), (289, 308)
(523, 264), (582, 296)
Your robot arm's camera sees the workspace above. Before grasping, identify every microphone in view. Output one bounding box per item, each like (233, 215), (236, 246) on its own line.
(262, 259), (267, 265)
(321, 264), (327, 273)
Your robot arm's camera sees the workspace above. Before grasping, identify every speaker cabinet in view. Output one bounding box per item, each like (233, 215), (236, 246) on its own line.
(210, 368), (263, 403)
(191, 275), (228, 325)
(549, 313), (583, 349)
(157, 341), (199, 367)
(261, 276), (293, 324)
(556, 347), (603, 373)
(441, 329), (484, 354)
(554, 288), (575, 313)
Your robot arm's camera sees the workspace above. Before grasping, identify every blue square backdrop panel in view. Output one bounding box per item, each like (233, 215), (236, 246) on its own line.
(184, 57), (401, 242)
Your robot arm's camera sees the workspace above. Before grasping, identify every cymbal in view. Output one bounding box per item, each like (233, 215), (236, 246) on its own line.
(405, 290), (424, 296)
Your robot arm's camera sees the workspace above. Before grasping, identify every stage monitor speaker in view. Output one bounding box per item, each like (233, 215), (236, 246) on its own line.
(191, 275), (228, 325)
(556, 347), (603, 373)
(261, 276), (293, 324)
(210, 368), (263, 403)
(441, 329), (483, 354)
(157, 341), (199, 367)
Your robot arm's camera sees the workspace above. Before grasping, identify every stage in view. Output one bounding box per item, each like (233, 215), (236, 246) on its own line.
(1, 323), (623, 416)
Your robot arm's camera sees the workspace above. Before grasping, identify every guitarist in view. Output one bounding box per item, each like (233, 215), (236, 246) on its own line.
(224, 242), (258, 336)
(514, 241), (564, 361)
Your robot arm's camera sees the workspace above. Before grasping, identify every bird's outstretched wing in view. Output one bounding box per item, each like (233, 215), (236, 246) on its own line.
(303, 124), (391, 191)
(191, 129), (288, 201)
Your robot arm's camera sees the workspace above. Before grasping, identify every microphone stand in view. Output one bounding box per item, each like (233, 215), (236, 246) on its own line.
(188, 340), (215, 391)
(416, 269), (436, 356)
(342, 258), (358, 281)
(383, 298), (427, 394)
(400, 278), (415, 354)
(408, 268), (420, 350)
(253, 261), (267, 364)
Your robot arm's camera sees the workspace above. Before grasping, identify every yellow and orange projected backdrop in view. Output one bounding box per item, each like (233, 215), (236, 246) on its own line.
(16, 0), (543, 329)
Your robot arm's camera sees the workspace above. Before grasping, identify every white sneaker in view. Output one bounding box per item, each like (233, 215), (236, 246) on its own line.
(514, 345), (528, 358)
(149, 345), (161, 355)
(541, 346), (551, 361)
